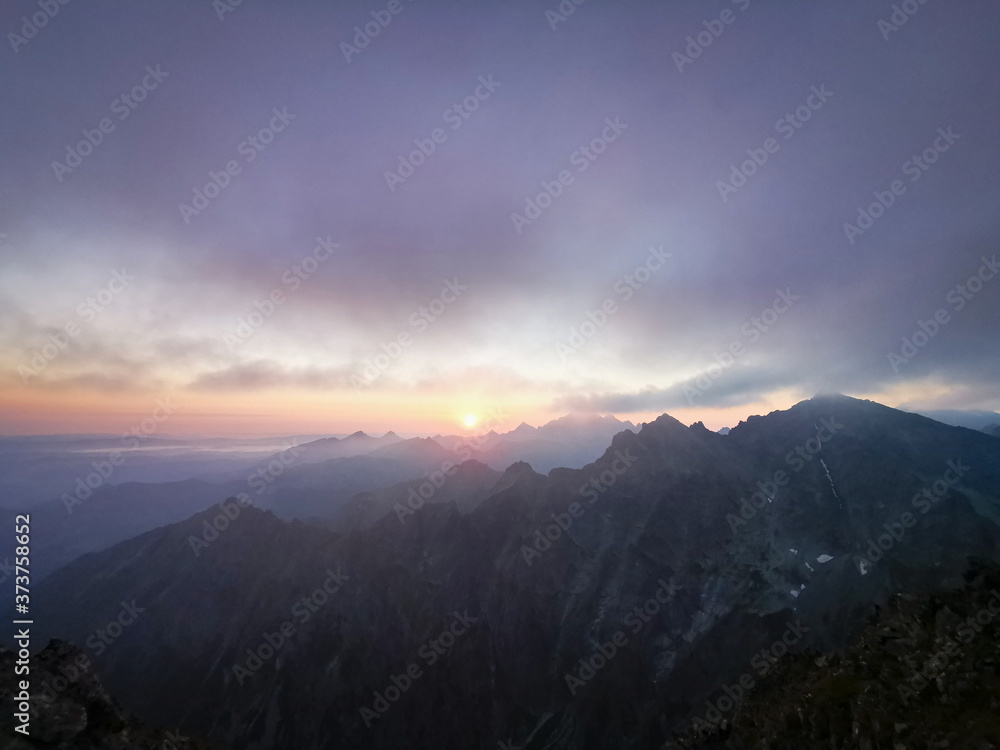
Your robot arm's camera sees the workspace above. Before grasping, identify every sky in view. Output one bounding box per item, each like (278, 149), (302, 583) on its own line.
(1, 0), (998, 436)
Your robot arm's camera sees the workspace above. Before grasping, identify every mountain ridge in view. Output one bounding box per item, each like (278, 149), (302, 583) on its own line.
(12, 395), (1000, 749)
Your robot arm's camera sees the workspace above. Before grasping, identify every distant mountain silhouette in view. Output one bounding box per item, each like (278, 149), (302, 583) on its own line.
(916, 408), (1000, 434)
(0, 436), (473, 581)
(0, 479), (236, 580)
(435, 412), (637, 473)
(338, 459), (501, 531)
(252, 430), (404, 469)
(250, 437), (487, 524)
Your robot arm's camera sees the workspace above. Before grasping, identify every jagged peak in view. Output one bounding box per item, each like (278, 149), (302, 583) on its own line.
(540, 412), (630, 429)
(453, 458), (493, 474)
(184, 500), (271, 531)
(481, 460), (542, 499)
(636, 412), (687, 436)
(500, 459), (537, 476)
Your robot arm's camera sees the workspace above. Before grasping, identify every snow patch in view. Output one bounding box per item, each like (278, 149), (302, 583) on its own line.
(819, 458), (843, 510)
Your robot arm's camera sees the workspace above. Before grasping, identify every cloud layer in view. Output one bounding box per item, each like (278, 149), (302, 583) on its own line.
(1, 0), (998, 433)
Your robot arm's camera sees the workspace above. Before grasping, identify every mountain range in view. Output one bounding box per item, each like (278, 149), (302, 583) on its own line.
(0, 414), (634, 581)
(8, 395), (1000, 748)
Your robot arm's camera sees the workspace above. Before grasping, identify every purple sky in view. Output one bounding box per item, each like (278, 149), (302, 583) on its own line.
(1, 0), (998, 435)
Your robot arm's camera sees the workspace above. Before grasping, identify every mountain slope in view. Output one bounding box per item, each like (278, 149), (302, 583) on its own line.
(666, 561), (1000, 748)
(434, 413), (637, 473)
(21, 395), (1000, 749)
(0, 639), (221, 749)
(337, 459), (501, 531)
(0, 478), (237, 581)
(0, 437), (477, 581)
(916, 408), (1000, 433)
(253, 437), (485, 523)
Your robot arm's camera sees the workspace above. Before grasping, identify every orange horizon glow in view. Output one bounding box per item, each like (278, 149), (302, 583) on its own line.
(0, 379), (968, 439)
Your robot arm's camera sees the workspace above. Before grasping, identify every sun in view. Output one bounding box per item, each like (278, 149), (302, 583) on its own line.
(463, 413), (478, 428)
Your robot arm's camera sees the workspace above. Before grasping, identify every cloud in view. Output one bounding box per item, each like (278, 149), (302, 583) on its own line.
(551, 364), (808, 413)
(2, 0), (999, 428)
(186, 361), (359, 392)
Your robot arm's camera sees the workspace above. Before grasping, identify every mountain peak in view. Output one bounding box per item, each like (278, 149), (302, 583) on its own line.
(498, 459), (537, 478)
(811, 391), (851, 400)
(643, 412), (687, 432)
